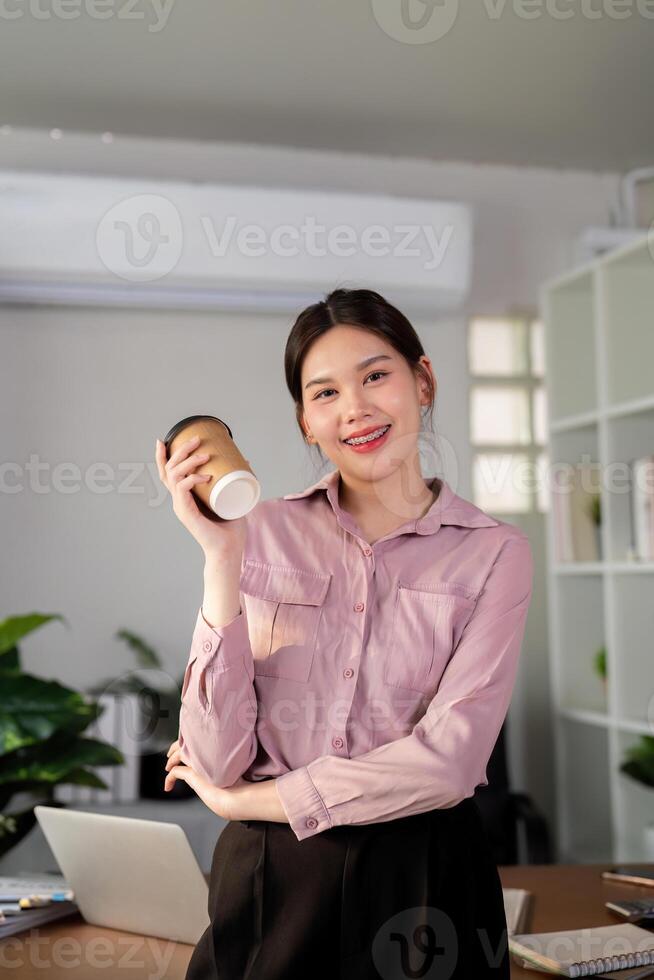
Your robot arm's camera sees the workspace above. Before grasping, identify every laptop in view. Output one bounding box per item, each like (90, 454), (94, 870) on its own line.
(34, 805), (210, 945)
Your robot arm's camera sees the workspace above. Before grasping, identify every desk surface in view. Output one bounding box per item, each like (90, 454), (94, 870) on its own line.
(2, 863), (653, 978)
(502, 864), (654, 978)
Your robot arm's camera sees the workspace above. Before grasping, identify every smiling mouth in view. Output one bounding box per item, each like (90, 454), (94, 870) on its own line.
(342, 424), (392, 446)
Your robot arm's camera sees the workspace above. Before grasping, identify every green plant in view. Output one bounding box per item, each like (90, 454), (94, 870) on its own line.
(620, 736), (654, 789)
(0, 613), (124, 859)
(586, 493), (602, 526)
(593, 645), (607, 680)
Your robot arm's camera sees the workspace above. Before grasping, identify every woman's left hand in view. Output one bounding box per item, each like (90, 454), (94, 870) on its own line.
(164, 744), (250, 820)
(164, 743), (287, 822)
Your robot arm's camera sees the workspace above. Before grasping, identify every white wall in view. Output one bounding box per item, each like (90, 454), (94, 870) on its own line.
(0, 129), (622, 845)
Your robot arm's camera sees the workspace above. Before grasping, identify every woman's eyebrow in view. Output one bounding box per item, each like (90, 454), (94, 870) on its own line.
(304, 354), (393, 391)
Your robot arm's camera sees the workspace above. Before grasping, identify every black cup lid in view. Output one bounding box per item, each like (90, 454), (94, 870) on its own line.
(163, 415), (233, 454)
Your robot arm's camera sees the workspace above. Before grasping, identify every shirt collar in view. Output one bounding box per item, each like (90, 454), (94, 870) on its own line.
(283, 468), (499, 533)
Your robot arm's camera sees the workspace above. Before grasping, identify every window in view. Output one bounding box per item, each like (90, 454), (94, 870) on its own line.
(468, 315), (548, 515)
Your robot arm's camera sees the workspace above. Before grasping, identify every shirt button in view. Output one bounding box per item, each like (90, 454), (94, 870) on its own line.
(203, 640), (213, 653)
(332, 737), (344, 749)
(363, 547), (372, 557)
(353, 601), (365, 612)
(306, 817), (318, 829)
(343, 667), (354, 678)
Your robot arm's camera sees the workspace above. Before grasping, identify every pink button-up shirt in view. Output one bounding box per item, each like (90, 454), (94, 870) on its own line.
(177, 468), (533, 842)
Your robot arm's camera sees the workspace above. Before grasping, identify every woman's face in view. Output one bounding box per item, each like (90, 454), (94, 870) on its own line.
(299, 324), (434, 480)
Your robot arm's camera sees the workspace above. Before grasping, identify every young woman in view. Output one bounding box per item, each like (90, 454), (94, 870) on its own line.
(156, 288), (533, 979)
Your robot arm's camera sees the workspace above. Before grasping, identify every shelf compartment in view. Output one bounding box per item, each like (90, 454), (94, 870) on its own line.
(559, 717), (613, 863)
(604, 408), (654, 563)
(548, 427), (602, 564)
(544, 270), (596, 423)
(556, 575), (607, 715)
(611, 572), (654, 727)
(601, 240), (654, 408)
(614, 729), (654, 863)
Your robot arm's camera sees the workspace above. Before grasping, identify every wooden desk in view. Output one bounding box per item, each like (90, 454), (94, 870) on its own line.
(501, 863), (654, 978)
(1, 864), (653, 977)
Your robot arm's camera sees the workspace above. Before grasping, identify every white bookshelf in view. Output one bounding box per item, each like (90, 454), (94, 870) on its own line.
(541, 234), (654, 863)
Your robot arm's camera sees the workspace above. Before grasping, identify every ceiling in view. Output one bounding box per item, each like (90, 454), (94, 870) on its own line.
(1, 0), (652, 173)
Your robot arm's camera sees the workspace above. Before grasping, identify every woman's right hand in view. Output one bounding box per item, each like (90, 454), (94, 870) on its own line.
(155, 434), (247, 562)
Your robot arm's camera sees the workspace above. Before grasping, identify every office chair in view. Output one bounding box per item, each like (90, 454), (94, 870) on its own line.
(473, 720), (552, 865)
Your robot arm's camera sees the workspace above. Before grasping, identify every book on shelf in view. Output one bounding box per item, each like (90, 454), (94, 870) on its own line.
(629, 455), (654, 561)
(509, 922), (654, 977)
(552, 462), (601, 563)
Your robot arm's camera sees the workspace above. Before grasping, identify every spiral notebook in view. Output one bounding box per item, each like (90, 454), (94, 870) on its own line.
(509, 922), (654, 977)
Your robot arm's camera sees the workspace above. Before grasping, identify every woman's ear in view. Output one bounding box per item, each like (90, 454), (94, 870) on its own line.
(417, 357), (436, 406)
(300, 412), (314, 442)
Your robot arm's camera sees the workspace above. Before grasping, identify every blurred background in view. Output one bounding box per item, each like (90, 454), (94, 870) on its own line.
(1, 2), (653, 876)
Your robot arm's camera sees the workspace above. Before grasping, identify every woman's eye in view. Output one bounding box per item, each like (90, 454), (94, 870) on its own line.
(314, 371), (388, 400)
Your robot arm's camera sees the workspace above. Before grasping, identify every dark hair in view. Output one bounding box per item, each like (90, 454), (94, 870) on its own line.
(284, 287), (436, 459)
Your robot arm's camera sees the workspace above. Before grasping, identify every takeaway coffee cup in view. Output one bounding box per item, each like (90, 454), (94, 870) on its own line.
(163, 414), (261, 520)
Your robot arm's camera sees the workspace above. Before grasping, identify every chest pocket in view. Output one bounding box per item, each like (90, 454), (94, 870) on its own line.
(240, 559), (331, 682)
(385, 580), (478, 694)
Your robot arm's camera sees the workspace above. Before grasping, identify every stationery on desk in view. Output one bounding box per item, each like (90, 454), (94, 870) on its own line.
(502, 878), (654, 978)
(509, 922), (654, 978)
(0, 874), (79, 940)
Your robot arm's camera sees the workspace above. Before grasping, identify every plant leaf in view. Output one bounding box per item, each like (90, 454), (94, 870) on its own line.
(115, 629), (161, 669)
(0, 674), (99, 754)
(0, 736), (124, 785)
(0, 613), (68, 655)
(620, 736), (654, 788)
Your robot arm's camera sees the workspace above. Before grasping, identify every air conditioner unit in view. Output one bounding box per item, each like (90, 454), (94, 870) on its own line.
(0, 171), (472, 314)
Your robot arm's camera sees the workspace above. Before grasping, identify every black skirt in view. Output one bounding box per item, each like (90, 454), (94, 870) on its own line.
(185, 796), (510, 980)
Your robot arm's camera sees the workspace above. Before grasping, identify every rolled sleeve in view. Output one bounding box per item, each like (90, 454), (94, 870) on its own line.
(275, 531), (533, 840)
